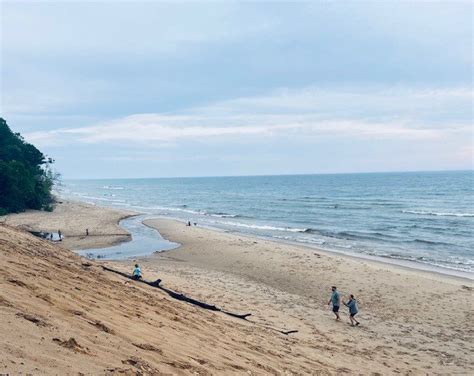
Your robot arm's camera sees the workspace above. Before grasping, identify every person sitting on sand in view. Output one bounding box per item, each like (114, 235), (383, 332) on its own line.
(327, 286), (341, 320)
(132, 264), (142, 280)
(343, 294), (360, 326)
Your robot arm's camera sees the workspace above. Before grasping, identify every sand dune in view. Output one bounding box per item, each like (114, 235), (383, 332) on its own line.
(0, 223), (332, 374)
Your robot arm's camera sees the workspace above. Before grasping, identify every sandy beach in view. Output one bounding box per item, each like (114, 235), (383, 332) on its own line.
(133, 218), (474, 374)
(1, 201), (473, 374)
(0, 200), (137, 250)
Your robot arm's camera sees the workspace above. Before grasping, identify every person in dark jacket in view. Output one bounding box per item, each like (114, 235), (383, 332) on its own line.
(343, 294), (360, 326)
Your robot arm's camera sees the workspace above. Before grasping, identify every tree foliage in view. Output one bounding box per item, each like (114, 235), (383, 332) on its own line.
(0, 118), (56, 215)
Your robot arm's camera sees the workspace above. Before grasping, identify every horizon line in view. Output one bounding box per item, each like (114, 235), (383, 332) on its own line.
(61, 168), (473, 181)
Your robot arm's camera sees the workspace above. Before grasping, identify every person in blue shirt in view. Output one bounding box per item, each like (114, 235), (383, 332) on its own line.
(327, 286), (341, 321)
(132, 264), (142, 280)
(344, 294), (360, 326)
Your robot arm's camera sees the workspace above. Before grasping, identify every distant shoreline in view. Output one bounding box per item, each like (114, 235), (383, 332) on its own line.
(143, 215), (473, 282)
(57, 171), (474, 276)
(3, 196), (471, 280)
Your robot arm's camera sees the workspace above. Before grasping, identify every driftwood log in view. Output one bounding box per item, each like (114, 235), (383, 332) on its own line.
(102, 266), (251, 319)
(101, 265), (298, 335)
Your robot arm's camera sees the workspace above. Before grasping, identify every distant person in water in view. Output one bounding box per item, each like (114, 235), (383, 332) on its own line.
(132, 264), (142, 280)
(344, 294), (360, 326)
(327, 286), (341, 320)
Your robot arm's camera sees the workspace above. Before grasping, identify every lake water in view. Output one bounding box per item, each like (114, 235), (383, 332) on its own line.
(59, 171), (473, 275)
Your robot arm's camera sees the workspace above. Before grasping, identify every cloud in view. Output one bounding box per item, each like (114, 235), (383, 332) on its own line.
(2, 1), (472, 126)
(22, 84), (472, 148)
(31, 119), (440, 146)
(195, 86), (473, 122)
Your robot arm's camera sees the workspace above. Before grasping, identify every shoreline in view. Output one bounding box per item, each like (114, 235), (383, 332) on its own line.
(3, 197), (471, 281)
(145, 216), (473, 282)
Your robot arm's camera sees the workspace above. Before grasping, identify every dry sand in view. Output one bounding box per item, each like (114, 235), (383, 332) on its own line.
(0, 200), (137, 250)
(1, 201), (473, 375)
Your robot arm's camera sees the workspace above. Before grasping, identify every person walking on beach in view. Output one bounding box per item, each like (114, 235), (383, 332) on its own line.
(327, 286), (341, 321)
(132, 264), (142, 280)
(58, 230), (62, 241)
(344, 294), (360, 326)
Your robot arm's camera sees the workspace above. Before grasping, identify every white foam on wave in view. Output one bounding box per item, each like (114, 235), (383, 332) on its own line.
(102, 186), (125, 190)
(73, 194), (126, 203)
(130, 205), (203, 216)
(128, 204), (240, 218)
(208, 213), (239, 218)
(218, 220), (307, 233)
(402, 210), (474, 217)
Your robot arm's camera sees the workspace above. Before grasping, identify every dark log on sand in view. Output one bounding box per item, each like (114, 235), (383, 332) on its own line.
(102, 266), (297, 335)
(101, 266), (250, 319)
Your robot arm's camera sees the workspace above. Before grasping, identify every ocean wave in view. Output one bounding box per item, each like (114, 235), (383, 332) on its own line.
(273, 235), (326, 245)
(218, 221), (308, 233)
(402, 210), (474, 217)
(72, 194), (126, 203)
(374, 252), (473, 273)
(410, 239), (452, 247)
(301, 228), (403, 243)
(131, 205), (203, 215)
(129, 204), (243, 219)
(276, 196), (329, 202)
(102, 185), (125, 190)
(208, 212), (240, 218)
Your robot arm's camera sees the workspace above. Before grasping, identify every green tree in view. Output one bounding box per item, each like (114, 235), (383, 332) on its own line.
(0, 118), (56, 215)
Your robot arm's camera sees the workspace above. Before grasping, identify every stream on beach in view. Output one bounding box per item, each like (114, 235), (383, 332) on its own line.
(75, 215), (179, 260)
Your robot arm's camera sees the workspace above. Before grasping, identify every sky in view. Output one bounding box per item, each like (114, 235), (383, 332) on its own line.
(1, 1), (472, 179)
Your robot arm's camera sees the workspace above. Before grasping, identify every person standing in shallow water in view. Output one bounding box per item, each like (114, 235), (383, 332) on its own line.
(327, 286), (341, 320)
(344, 294), (360, 326)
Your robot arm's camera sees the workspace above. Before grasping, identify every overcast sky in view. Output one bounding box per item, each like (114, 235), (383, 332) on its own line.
(1, 1), (472, 179)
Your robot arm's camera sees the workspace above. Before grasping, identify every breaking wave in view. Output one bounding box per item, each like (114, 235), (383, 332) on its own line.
(402, 210), (474, 217)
